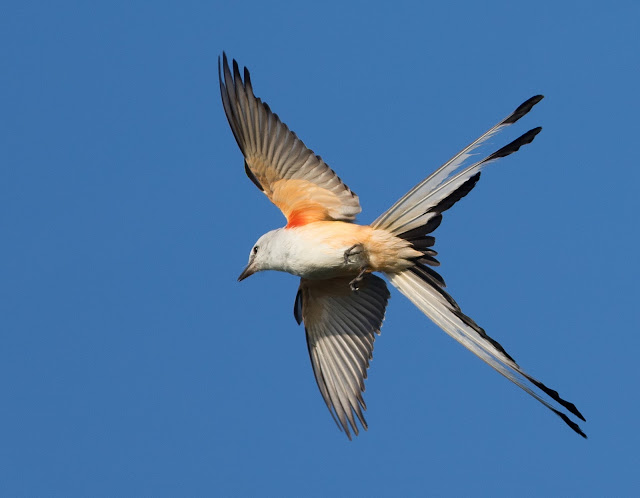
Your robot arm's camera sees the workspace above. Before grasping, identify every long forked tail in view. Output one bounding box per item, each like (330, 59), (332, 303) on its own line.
(373, 96), (587, 438)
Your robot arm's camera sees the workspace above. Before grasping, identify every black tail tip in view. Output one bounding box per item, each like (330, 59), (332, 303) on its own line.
(504, 95), (545, 124)
(486, 127), (542, 161)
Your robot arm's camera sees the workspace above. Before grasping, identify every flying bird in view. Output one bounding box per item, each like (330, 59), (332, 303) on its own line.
(219, 53), (586, 439)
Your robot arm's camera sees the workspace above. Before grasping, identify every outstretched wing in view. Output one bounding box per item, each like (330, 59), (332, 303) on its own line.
(294, 274), (390, 439)
(219, 53), (361, 227)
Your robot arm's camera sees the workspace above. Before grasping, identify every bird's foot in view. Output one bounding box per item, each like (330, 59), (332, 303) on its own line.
(344, 244), (364, 264)
(349, 267), (369, 291)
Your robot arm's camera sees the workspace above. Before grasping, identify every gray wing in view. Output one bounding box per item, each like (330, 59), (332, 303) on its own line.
(294, 274), (390, 439)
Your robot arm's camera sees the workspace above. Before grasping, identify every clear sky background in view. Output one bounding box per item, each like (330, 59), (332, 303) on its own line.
(2, 1), (639, 496)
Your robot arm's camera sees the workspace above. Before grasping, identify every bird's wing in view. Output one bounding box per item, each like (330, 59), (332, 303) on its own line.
(294, 274), (390, 439)
(219, 53), (361, 227)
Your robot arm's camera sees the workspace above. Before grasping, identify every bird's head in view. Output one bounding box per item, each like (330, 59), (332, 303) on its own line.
(237, 229), (283, 281)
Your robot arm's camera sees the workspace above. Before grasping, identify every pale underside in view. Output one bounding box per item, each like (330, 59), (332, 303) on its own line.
(287, 222), (421, 277)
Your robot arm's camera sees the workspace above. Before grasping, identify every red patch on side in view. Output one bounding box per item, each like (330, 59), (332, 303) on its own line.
(285, 210), (310, 228)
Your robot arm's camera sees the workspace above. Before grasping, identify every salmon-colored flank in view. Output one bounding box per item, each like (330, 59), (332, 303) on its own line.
(285, 209), (323, 228)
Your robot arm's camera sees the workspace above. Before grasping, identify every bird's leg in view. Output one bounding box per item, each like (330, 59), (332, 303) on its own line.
(343, 243), (364, 264)
(344, 243), (368, 290)
(349, 267), (369, 291)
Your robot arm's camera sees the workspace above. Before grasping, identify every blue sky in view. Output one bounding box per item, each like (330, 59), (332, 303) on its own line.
(2, 1), (639, 496)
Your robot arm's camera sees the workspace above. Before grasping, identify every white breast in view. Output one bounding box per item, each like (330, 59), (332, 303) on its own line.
(267, 227), (362, 280)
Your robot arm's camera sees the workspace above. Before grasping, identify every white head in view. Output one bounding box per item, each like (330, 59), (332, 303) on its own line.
(237, 228), (287, 281)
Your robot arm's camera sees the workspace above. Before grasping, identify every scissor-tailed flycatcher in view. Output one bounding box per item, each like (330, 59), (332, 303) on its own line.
(219, 53), (586, 439)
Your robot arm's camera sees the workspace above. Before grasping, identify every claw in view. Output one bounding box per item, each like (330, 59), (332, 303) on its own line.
(349, 267), (369, 291)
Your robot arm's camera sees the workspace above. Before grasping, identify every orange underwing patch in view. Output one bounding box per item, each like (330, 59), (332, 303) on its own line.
(286, 208), (322, 228)
(271, 178), (345, 228)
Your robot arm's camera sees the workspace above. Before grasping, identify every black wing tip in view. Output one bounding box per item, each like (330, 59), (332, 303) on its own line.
(220, 51), (230, 79)
(219, 52), (250, 87)
(503, 95), (545, 124)
(219, 52), (233, 89)
(244, 66), (252, 89)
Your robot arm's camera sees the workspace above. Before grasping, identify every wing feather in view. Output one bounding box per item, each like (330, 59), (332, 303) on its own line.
(219, 53), (361, 226)
(297, 275), (390, 439)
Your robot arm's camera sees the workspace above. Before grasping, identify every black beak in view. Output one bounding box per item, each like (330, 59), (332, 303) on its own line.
(238, 264), (256, 282)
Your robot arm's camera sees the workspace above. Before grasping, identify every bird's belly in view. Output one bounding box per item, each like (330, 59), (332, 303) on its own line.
(282, 241), (363, 280)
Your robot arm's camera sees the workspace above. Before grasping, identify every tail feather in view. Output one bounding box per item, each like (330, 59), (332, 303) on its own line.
(377, 96), (586, 437)
(386, 270), (586, 438)
(372, 96), (544, 235)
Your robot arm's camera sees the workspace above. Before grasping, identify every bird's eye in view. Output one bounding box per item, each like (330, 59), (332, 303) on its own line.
(253, 246), (259, 255)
